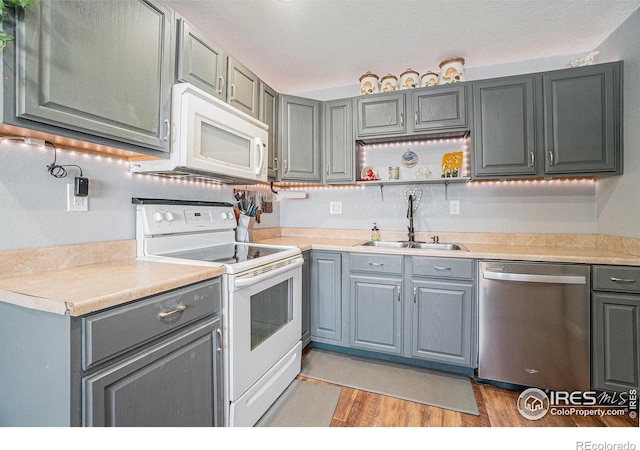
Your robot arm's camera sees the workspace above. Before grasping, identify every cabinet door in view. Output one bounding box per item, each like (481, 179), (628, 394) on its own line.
(355, 92), (406, 137)
(279, 94), (322, 182)
(176, 18), (227, 101)
(16, 0), (172, 153)
(301, 251), (311, 347)
(592, 293), (640, 392)
(260, 81), (279, 180)
(412, 85), (467, 132)
(411, 279), (473, 366)
(350, 275), (403, 355)
(310, 252), (342, 342)
(323, 99), (354, 183)
(543, 63), (620, 175)
(227, 57), (260, 119)
(83, 319), (223, 427)
(472, 76), (537, 178)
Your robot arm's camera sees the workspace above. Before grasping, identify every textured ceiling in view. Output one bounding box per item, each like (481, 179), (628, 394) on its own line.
(165, 0), (640, 94)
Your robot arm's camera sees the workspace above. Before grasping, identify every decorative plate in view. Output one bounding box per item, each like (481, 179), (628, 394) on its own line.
(401, 150), (419, 167)
(360, 165), (380, 181)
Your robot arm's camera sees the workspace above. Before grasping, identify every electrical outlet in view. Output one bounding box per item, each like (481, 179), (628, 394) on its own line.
(67, 184), (88, 212)
(449, 200), (460, 215)
(329, 201), (342, 214)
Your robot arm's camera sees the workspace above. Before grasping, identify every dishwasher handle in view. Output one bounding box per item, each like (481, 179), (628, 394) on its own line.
(483, 270), (586, 285)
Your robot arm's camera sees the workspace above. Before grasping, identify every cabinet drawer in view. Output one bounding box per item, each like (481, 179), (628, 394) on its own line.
(412, 257), (473, 280)
(593, 266), (640, 293)
(82, 278), (222, 370)
(350, 253), (403, 275)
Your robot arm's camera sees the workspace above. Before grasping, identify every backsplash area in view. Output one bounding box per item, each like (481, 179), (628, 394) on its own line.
(278, 179), (597, 236)
(0, 141), (234, 250)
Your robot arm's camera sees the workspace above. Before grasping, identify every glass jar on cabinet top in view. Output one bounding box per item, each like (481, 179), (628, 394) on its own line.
(380, 73), (398, 92)
(359, 71), (380, 94)
(399, 68), (419, 89)
(438, 57), (465, 84)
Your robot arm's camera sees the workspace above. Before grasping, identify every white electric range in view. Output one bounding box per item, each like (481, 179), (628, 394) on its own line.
(133, 198), (303, 427)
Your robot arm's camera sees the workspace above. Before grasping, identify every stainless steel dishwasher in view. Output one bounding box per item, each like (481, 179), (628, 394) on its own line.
(478, 261), (591, 391)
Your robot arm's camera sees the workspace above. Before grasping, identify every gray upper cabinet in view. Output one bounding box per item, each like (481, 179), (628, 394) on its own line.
(543, 63), (621, 175)
(412, 84), (467, 132)
(176, 17), (227, 101)
(279, 94), (322, 182)
(356, 92), (406, 138)
(323, 98), (355, 183)
(472, 75), (538, 178)
(260, 81), (279, 180)
(472, 62), (622, 179)
(12, 0), (173, 154)
(227, 57), (260, 119)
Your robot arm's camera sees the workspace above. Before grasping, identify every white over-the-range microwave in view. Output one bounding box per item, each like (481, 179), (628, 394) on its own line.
(130, 83), (268, 184)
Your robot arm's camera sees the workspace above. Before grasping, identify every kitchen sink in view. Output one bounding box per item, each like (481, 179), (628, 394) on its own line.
(356, 241), (468, 251)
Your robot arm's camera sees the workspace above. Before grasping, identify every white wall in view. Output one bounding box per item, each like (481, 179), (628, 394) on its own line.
(595, 8), (640, 239)
(0, 141), (235, 250)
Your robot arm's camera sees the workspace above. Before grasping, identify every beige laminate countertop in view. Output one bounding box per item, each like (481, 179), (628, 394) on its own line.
(256, 237), (640, 266)
(0, 259), (225, 316)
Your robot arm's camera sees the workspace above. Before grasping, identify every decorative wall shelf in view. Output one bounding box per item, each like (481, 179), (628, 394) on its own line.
(357, 177), (470, 200)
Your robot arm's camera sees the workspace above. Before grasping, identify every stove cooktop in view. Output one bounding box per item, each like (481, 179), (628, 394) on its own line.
(163, 243), (289, 265)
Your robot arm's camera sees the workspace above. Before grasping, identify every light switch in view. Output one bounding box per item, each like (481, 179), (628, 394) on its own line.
(330, 201), (342, 214)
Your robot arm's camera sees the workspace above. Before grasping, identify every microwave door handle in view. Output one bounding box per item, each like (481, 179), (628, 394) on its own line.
(255, 137), (265, 175)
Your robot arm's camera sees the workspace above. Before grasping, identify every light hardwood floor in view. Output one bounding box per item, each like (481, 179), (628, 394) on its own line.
(297, 372), (638, 427)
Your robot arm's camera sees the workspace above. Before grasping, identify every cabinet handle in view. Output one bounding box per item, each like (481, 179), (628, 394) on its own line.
(230, 84), (236, 101)
(163, 119), (170, 142)
(414, 111), (418, 126)
(434, 266), (451, 271)
(326, 164), (330, 176)
(158, 304), (186, 319)
(400, 112), (404, 127)
(548, 150), (554, 166)
(284, 159), (288, 173)
(217, 76), (225, 95)
(610, 277), (636, 283)
(274, 158), (279, 177)
(397, 285), (401, 302)
(369, 262), (384, 267)
(216, 328), (223, 353)
(529, 151), (535, 167)
(413, 287), (417, 303)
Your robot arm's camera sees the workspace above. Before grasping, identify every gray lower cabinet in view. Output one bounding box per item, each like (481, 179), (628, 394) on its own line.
(6, 0), (173, 155)
(260, 81), (279, 180)
(349, 254), (404, 355)
(302, 250), (311, 347)
(473, 62), (622, 179)
(226, 57), (261, 119)
(0, 278), (223, 426)
(592, 265), (640, 392)
(176, 17), (227, 101)
(309, 251), (344, 344)
(323, 98), (355, 183)
(409, 257), (476, 367)
(279, 94), (322, 182)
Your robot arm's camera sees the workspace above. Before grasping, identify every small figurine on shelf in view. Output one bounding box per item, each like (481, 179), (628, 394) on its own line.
(361, 166), (380, 181)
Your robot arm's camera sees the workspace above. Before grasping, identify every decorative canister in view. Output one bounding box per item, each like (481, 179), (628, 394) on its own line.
(399, 68), (419, 89)
(380, 73), (398, 92)
(388, 166), (399, 180)
(359, 71), (380, 94)
(420, 71), (439, 87)
(438, 57), (465, 85)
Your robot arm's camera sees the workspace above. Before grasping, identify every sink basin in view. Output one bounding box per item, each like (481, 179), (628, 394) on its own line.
(356, 241), (468, 251)
(358, 241), (411, 248)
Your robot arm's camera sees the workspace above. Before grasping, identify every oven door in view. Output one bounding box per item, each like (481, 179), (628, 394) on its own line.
(228, 257), (303, 400)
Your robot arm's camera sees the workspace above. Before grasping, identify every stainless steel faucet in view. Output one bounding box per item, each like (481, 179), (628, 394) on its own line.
(407, 194), (415, 242)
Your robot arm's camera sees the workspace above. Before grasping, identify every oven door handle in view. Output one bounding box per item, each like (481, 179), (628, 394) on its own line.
(234, 258), (304, 288)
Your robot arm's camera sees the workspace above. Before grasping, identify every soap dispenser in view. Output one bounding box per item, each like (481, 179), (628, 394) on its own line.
(371, 223), (380, 241)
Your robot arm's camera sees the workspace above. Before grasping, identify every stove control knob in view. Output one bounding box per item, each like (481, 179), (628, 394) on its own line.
(220, 212), (228, 220)
(164, 212), (176, 222)
(152, 212), (164, 222)
(227, 212), (235, 220)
